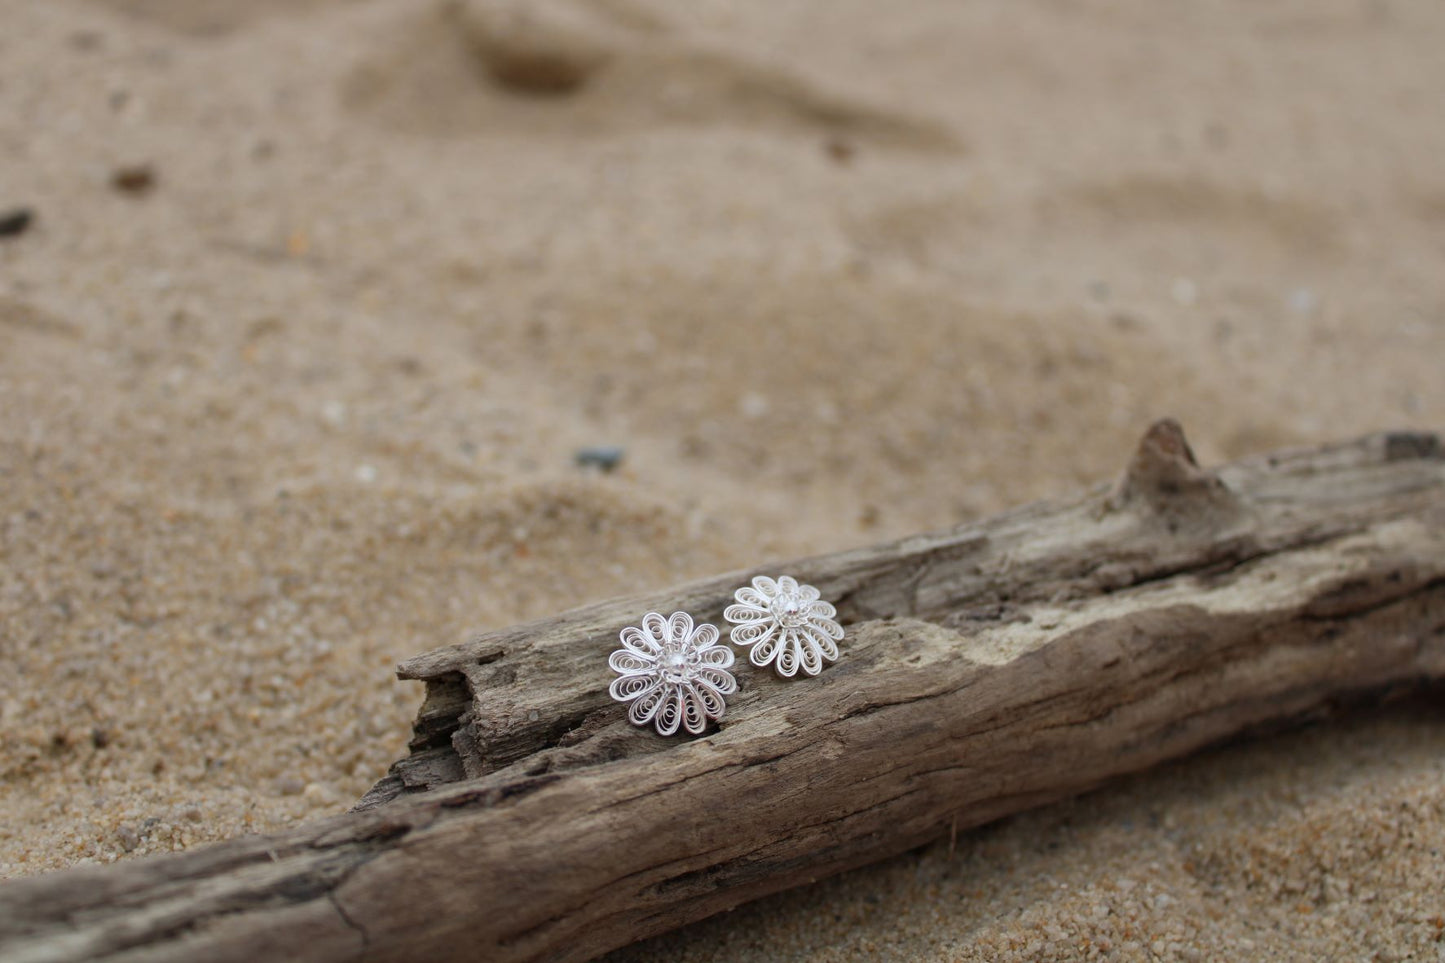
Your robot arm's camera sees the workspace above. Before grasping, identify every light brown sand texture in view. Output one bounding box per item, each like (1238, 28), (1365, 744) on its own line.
(1, 0), (1443, 959)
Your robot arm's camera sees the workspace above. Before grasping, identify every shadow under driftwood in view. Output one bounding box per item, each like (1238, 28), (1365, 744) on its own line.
(602, 688), (1445, 961)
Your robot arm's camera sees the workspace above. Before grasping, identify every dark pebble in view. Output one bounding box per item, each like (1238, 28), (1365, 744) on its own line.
(70, 30), (105, 52)
(111, 164), (156, 195)
(116, 825), (140, 852)
(574, 446), (625, 473)
(825, 136), (857, 164)
(0, 208), (34, 237)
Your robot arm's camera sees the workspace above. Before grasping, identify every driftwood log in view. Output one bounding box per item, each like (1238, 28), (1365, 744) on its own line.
(2, 421), (1443, 963)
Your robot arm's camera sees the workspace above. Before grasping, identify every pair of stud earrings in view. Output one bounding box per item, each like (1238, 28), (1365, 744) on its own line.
(607, 575), (845, 736)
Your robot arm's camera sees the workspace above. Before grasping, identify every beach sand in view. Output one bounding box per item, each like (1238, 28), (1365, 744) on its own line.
(1, 0), (1442, 958)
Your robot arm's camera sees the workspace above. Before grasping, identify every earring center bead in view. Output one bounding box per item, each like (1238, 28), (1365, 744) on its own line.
(771, 592), (810, 628)
(661, 646), (691, 681)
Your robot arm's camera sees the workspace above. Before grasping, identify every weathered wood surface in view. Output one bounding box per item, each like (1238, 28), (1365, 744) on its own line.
(1, 421), (1442, 963)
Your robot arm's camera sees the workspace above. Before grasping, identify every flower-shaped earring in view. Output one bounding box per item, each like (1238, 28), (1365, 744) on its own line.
(725, 575), (844, 677)
(609, 611), (737, 735)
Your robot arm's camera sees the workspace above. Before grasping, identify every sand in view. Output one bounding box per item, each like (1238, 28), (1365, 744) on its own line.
(0, 0), (1442, 958)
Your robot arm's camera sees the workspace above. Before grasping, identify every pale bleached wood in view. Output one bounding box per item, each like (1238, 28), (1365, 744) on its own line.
(1, 422), (1442, 963)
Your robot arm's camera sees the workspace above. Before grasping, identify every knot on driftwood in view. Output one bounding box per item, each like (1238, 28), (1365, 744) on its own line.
(1382, 431), (1442, 462)
(1110, 418), (1245, 531)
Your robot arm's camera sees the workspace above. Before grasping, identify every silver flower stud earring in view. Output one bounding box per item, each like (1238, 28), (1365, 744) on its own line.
(724, 575), (844, 677)
(609, 611), (737, 736)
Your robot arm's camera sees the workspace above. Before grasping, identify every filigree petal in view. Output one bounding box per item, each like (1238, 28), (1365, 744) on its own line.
(735, 586), (770, 610)
(730, 621), (776, 649)
(802, 623), (839, 663)
(808, 600), (837, 620)
(641, 612), (670, 647)
(798, 633), (823, 676)
(689, 622), (719, 649)
(774, 629), (801, 677)
(628, 682), (667, 725)
(776, 575), (799, 595)
(655, 686), (685, 736)
(620, 625), (661, 657)
(751, 575), (779, 598)
(609, 650), (656, 676)
(698, 645), (735, 669)
(723, 603), (768, 624)
(610, 674), (658, 702)
(811, 616), (845, 641)
(694, 666), (737, 696)
(749, 627), (782, 667)
(799, 583), (821, 602)
(681, 686), (707, 735)
(667, 611), (694, 644)
(692, 679), (728, 719)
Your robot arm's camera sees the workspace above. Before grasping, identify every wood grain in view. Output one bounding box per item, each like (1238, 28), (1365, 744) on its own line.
(2, 421), (1442, 963)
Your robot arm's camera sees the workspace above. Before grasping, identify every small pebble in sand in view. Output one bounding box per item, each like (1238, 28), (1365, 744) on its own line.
(451, 0), (614, 96)
(111, 164), (156, 195)
(0, 207), (34, 237)
(825, 136), (857, 164)
(574, 446), (625, 473)
(69, 29), (105, 52)
(1289, 287), (1317, 315)
(115, 825), (140, 852)
(739, 393), (770, 419)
